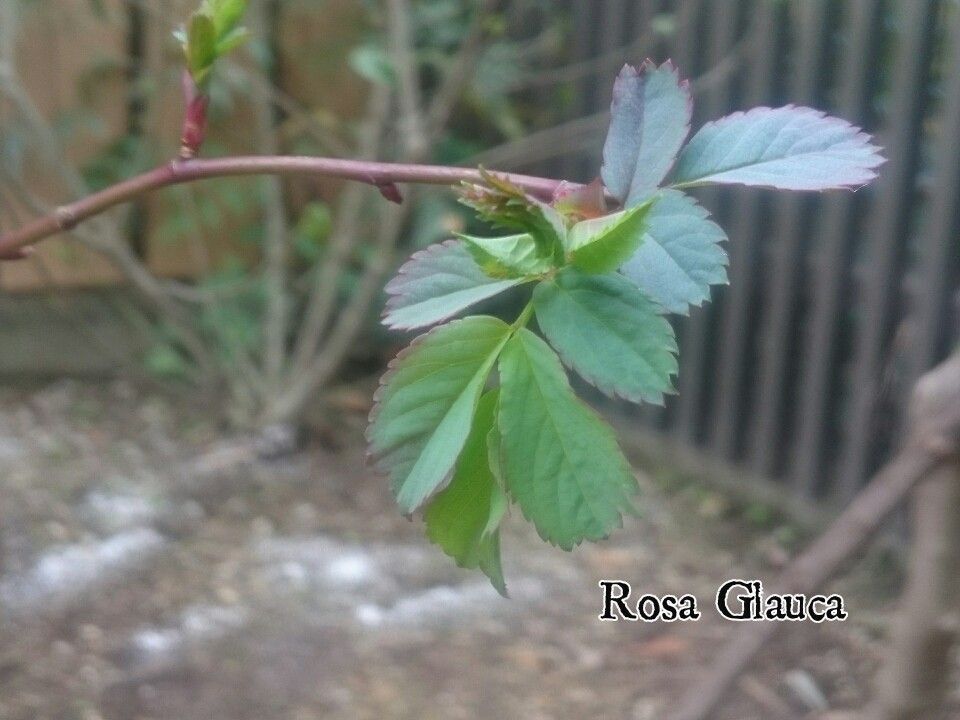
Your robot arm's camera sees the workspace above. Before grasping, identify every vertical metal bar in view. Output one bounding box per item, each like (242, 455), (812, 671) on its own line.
(746, 0), (832, 478)
(673, 0), (740, 443)
(790, 0), (885, 495)
(905, 5), (960, 393)
(708, 0), (780, 458)
(837, 0), (939, 500)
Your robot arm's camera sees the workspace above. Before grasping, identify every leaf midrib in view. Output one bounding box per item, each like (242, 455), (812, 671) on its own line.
(513, 334), (612, 538)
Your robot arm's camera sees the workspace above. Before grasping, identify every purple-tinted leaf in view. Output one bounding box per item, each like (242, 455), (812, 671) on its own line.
(672, 106), (884, 191)
(601, 61), (692, 207)
(383, 241), (523, 330)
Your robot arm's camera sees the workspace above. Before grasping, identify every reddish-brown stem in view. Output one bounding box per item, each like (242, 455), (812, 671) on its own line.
(0, 156), (589, 257)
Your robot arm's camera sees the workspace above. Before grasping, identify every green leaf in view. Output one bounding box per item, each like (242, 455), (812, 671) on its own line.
(458, 170), (566, 260)
(293, 202), (332, 262)
(187, 12), (218, 86)
(216, 26), (251, 55)
(620, 190), (728, 314)
(425, 390), (508, 596)
(383, 241), (525, 330)
(566, 200), (654, 274)
(349, 44), (396, 86)
(602, 61), (692, 207)
(458, 233), (554, 279)
(486, 400), (506, 489)
(498, 329), (639, 548)
(671, 106), (885, 190)
(368, 316), (513, 513)
(203, 0), (247, 37)
(533, 268), (677, 404)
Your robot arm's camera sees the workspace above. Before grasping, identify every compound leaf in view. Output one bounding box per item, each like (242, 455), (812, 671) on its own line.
(458, 233), (554, 279)
(458, 170), (566, 259)
(672, 105), (884, 190)
(498, 329), (639, 548)
(383, 240), (523, 330)
(602, 61), (692, 207)
(620, 189), (728, 314)
(566, 199), (654, 274)
(425, 390), (508, 596)
(533, 268), (677, 404)
(368, 316), (512, 513)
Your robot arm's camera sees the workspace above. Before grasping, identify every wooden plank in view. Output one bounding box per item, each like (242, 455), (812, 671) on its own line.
(708, 0), (781, 458)
(598, 0), (629, 116)
(560, 0), (601, 181)
(635, 0), (663, 60)
(672, 0), (740, 443)
(790, 0), (884, 494)
(836, 0), (939, 500)
(905, 6), (960, 393)
(747, 0), (832, 478)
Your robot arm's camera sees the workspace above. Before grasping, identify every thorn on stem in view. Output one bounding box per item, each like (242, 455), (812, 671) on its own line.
(377, 182), (404, 204)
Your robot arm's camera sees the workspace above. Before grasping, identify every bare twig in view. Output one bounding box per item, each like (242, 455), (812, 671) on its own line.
(507, 26), (656, 92)
(0, 156), (583, 258)
(671, 351), (960, 720)
(468, 37), (751, 171)
(0, 39), (216, 376)
(221, 63), (352, 157)
(427, 0), (498, 131)
(267, 199), (410, 422)
(387, 0), (428, 158)
(249, 0), (290, 390)
(287, 85), (393, 377)
(867, 353), (960, 720)
(281, 0), (495, 421)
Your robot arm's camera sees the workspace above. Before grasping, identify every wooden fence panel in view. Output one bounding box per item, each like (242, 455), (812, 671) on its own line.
(791, 0), (885, 497)
(747, 0), (831, 477)
(709, 0), (783, 459)
(564, 0), (959, 505)
(836, 0), (939, 501)
(673, 0), (740, 444)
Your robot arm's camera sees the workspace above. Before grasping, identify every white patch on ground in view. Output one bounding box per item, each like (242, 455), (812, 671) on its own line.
(354, 579), (543, 630)
(0, 434), (27, 463)
(255, 535), (448, 605)
(127, 604), (250, 674)
(182, 440), (256, 480)
(82, 490), (161, 534)
(256, 534), (542, 631)
(0, 528), (167, 619)
(325, 551), (377, 585)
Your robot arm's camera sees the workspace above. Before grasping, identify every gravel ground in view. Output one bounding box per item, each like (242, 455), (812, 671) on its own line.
(0, 379), (915, 720)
